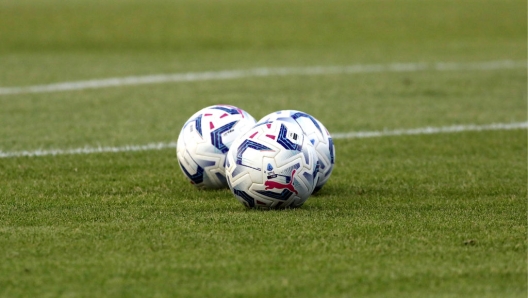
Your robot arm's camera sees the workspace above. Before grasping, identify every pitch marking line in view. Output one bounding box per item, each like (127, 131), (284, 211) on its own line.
(0, 60), (525, 95)
(331, 122), (528, 138)
(1, 122), (526, 158)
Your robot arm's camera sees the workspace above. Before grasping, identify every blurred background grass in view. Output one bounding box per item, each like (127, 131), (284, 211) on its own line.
(0, 0), (525, 84)
(0, 0), (525, 150)
(0, 0), (523, 52)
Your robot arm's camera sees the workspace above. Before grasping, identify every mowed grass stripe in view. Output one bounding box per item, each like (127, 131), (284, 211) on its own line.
(1, 122), (526, 158)
(0, 60), (525, 95)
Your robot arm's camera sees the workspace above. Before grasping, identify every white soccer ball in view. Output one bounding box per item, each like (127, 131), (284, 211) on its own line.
(177, 105), (256, 189)
(258, 110), (335, 192)
(225, 120), (319, 209)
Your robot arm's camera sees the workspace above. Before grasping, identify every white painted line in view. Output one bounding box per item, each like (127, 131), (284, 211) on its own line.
(1, 122), (526, 158)
(0, 60), (525, 96)
(0, 142), (178, 158)
(331, 122), (528, 139)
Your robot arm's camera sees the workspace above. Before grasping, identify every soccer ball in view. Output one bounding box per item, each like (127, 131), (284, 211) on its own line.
(258, 110), (335, 192)
(225, 120), (319, 209)
(177, 105), (256, 189)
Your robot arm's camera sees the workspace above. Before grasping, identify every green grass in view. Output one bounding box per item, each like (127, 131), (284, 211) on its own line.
(1, 131), (526, 297)
(0, 0), (526, 297)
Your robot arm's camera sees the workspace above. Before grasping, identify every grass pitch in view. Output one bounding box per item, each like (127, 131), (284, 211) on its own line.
(0, 0), (526, 297)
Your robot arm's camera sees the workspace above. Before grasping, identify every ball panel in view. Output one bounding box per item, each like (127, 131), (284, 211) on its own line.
(257, 110), (335, 192)
(176, 105), (256, 189)
(226, 120), (318, 209)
